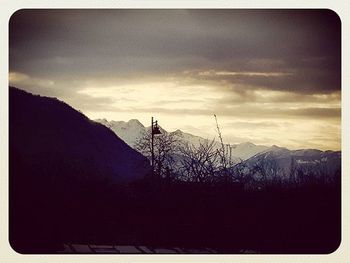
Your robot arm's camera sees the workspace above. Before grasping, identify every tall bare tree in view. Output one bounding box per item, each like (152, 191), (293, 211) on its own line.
(178, 139), (219, 183)
(214, 114), (232, 182)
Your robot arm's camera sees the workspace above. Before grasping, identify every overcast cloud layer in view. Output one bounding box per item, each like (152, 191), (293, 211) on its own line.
(9, 9), (341, 150)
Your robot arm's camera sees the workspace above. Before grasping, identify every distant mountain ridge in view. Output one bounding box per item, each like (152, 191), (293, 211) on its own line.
(95, 118), (269, 161)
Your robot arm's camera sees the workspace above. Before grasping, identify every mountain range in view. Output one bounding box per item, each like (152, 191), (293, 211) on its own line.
(96, 118), (341, 184)
(96, 118), (270, 161)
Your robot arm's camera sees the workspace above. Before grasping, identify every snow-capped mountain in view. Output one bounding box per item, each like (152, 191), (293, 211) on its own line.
(231, 142), (269, 161)
(96, 118), (146, 147)
(241, 145), (341, 185)
(95, 118), (269, 161)
(171, 129), (209, 148)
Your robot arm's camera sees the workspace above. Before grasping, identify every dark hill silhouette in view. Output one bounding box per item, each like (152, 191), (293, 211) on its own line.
(10, 87), (150, 183)
(9, 86), (150, 253)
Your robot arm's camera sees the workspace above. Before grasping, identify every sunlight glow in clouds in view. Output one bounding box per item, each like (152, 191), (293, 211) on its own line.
(9, 70), (341, 151)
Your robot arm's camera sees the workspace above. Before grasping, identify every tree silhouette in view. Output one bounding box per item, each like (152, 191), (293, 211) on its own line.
(134, 129), (179, 179)
(178, 139), (219, 182)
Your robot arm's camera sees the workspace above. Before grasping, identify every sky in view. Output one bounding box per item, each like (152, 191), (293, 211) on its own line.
(9, 9), (341, 150)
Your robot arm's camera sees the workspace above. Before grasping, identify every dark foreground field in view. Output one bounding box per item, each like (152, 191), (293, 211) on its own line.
(10, 174), (340, 254)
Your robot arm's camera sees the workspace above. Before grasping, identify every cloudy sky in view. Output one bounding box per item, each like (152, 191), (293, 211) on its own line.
(9, 9), (341, 150)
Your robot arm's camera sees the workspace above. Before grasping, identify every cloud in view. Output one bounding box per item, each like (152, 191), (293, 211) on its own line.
(9, 72), (54, 88)
(9, 9), (340, 102)
(121, 105), (340, 120)
(64, 94), (116, 113)
(188, 67), (340, 94)
(9, 72), (60, 97)
(198, 70), (292, 77)
(223, 121), (282, 129)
